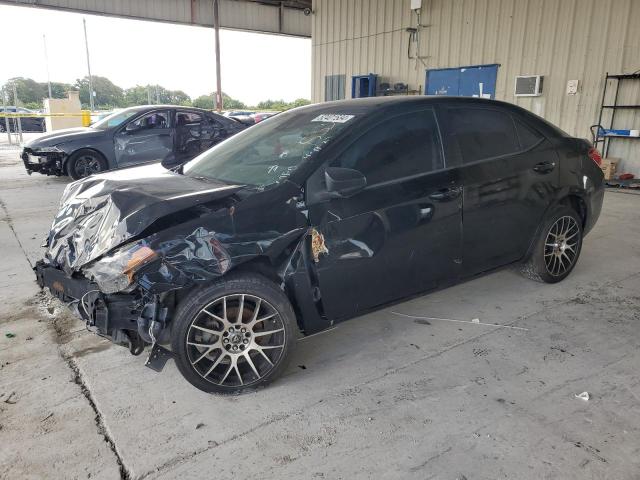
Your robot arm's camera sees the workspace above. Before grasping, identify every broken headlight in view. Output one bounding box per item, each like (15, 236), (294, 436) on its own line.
(84, 242), (158, 294)
(33, 146), (64, 154)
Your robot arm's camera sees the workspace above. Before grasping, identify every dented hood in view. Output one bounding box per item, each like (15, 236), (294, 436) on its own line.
(25, 127), (100, 149)
(47, 163), (243, 272)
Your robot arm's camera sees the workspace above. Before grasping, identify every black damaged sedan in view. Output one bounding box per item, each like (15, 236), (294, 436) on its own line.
(35, 97), (604, 393)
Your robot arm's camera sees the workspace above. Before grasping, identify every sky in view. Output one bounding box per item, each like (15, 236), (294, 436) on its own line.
(0, 4), (311, 105)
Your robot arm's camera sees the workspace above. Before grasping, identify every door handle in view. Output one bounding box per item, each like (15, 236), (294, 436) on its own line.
(533, 161), (556, 173)
(428, 186), (462, 201)
(419, 206), (433, 219)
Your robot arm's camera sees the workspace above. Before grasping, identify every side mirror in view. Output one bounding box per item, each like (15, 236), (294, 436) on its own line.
(324, 167), (367, 198)
(125, 122), (140, 133)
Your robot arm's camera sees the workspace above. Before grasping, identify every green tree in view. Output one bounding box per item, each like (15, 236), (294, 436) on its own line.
(1, 77), (47, 106)
(123, 85), (149, 106)
(291, 98), (311, 108)
(46, 82), (76, 99)
(192, 94), (215, 110)
(1, 78), (79, 109)
(75, 75), (124, 109)
(256, 99), (286, 110)
(254, 98), (311, 111)
(163, 88), (191, 106)
(124, 85), (191, 107)
(193, 92), (246, 110)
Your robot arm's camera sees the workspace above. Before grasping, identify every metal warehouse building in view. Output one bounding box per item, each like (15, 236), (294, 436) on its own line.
(311, 0), (640, 175)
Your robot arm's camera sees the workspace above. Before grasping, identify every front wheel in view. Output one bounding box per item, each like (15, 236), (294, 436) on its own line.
(171, 274), (296, 394)
(67, 149), (107, 180)
(521, 206), (583, 283)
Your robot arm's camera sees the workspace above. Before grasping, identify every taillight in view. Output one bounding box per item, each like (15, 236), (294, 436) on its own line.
(588, 147), (602, 166)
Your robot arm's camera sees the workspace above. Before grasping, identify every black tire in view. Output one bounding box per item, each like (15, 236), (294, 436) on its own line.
(66, 149), (107, 180)
(521, 205), (583, 283)
(0, 122), (5, 133)
(171, 273), (296, 394)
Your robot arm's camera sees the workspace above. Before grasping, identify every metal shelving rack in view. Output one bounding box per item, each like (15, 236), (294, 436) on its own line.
(592, 72), (640, 157)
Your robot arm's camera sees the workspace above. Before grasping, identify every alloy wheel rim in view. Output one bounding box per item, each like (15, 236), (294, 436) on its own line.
(186, 294), (286, 387)
(544, 216), (580, 276)
(75, 155), (101, 177)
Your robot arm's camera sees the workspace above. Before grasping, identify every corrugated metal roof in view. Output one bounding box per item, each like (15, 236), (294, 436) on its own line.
(0, 0), (312, 37)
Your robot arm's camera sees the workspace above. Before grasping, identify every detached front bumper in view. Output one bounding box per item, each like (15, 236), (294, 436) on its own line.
(22, 148), (66, 176)
(35, 260), (157, 353)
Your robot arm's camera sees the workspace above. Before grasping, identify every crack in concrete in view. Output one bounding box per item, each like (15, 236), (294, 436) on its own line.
(65, 356), (132, 480)
(47, 308), (132, 480)
(409, 446), (453, 472)
(138, 413), (289, 480)
(0, 197), (33, 268)
(1, 180), (129, 479)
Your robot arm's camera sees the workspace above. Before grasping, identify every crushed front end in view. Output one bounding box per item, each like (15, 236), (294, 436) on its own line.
(34, 163), (312, 370)
(22, 146), (67, 176)
(35, 259), (167, 355)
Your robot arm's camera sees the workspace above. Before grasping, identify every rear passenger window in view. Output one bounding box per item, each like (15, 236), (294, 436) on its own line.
(176, 111), (202, 126)
(333, 110), (443, 185)
(514, 118), (544, 150)
(444, 108), (519, 163)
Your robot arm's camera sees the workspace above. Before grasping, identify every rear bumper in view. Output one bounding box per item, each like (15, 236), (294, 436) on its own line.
(22, 149), (65, 176)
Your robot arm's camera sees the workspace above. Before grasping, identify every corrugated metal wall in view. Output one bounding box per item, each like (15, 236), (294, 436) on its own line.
(312, 0), (640, 173)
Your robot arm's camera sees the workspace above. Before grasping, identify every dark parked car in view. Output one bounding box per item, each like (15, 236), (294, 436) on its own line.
(228, 111), (278, 126)
(252, 111), (277, 123)
(0, 106), (45, 132)
(21, 105), (245, 179)
(35, 97), (604, 394)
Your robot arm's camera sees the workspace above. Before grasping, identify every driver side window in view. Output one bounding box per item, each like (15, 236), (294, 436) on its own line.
(129, 111), (169, 130)
(332, 109), (443, 185)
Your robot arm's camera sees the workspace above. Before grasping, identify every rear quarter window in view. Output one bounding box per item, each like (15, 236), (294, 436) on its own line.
(514, 117), (545, 149)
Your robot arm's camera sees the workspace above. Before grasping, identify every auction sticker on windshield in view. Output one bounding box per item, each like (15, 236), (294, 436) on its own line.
(311, 114), (355, 123)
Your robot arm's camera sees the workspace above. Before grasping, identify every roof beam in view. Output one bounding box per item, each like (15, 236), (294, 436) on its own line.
(0, 0), (311, 37)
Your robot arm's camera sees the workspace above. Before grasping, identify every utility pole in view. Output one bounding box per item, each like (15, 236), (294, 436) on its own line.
(155, 85), (160, 104)
(213, 0), (223, 111)
(43, 34), (53, 98)
(11, 82), (23, 144)
(82, 18), (95, 111)
(2, 88), (12, 145)
(147, 87), (152, 105)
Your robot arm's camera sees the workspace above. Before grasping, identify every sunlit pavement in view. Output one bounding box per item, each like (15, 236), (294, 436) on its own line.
(1, 147), (639, 479)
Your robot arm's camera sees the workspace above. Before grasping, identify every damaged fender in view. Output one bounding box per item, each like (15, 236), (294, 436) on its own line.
(38, 163), (331, 348)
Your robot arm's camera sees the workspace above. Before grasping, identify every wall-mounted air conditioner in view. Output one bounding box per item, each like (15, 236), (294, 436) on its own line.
(514, 75), (544, 97)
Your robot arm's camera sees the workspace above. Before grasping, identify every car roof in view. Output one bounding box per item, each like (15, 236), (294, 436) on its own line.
(123, 105), (217, 114)
(304, 95), (526, 112)
(296, 96), (565, 137)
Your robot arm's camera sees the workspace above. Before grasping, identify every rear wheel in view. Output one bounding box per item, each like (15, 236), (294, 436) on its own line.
(67, 149), (107, 180)
(521, 206), (583, 283)
(171, 273), (296, 394)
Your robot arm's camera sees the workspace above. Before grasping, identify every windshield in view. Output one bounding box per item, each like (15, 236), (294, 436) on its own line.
(91, 109), (139, 130)
(183, 109), (355, 188)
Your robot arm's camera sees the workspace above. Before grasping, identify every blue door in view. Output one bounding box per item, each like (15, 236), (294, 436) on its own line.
(426, 64), (499, 99)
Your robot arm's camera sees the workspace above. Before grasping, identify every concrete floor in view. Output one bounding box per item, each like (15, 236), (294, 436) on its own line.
(1, 140), (639, 480)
